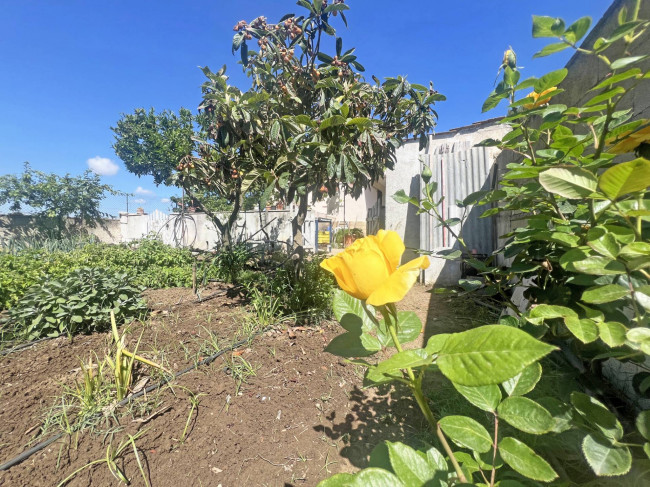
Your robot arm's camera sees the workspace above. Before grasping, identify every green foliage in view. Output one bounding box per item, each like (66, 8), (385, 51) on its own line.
(329, 3), (650, 485)
(239, 253), (336, 323)
(3, 267), (147, 340)
(211, 243), (251, 283)
(332, 227), (364, 247)
(0, 238), (219, 311)
(0, 162), (120, 237)
(229, 0), (441, 253)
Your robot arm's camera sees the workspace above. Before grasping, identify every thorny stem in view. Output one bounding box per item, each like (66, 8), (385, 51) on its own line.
(379, 305), (468, 483)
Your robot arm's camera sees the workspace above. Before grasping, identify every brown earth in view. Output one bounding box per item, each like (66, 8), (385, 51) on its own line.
(0, 284), (477, 487)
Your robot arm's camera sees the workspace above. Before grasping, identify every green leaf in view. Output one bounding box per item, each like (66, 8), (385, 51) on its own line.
(437, 325), (556, 386)
(539, 167), (597, 198)
(582, 285), (628, 304)
(317, 473), (355, 486)
(564, 16), (591, 44)
(534, 68), (568, 92)
(532, 15), (565, 38)
(386, 442), (437, 485)
(349, 468), (404, 487)
(438, 416), (492, 453)
(570, 255), (626, 276)
(529, 304), (577, 321)
(591, 68), (641, 91)
(599, 158), (650, 200)
(497, 397), (554, 434)
(586, 227), (620, 259)
(596, 322), (627, 347)
(571, 392), (623, 441)
(582, 434), (631, 476)
(325, 314), (381, 358)
(502, 362), (542, 396)
(453, 383), (502, 412)
(426, 446), (448, 472)
(538, 397), (574, 433)
(611, 55), (649, 70)
(636, 411), (650, 440)
(332, 290), (375, 332)
(534, 42), (571, 58)
(376, 311), (422, 348)
(499, 437), (558, 482)
(564, 316), (600, 343)
(375, 349), (433, 375)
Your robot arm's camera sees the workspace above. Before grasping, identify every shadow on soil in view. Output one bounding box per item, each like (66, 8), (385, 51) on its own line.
(314, 383), (431, 469)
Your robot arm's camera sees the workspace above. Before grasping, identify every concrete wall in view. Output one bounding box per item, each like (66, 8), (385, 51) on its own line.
(559, 0), (650, 120)
(119, 209), (296, 250)
(311, 184), (379, 234)
(0, 214), (121, 244)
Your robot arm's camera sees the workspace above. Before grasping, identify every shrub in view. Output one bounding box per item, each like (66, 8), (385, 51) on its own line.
(0, 238), (221, 310)
(3, 267), (147, 340)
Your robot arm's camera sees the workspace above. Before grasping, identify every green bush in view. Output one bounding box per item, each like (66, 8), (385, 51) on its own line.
(240, 254), (335, 323)
(3, 267), (147, 340)
(0, 238), (221, 310)
(332, 227), (364, 247)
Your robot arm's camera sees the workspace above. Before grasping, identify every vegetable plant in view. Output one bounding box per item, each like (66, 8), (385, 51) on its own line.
(3, 267), (147, 340)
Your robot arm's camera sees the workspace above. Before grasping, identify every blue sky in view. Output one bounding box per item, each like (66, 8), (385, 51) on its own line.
(0, 0), (613, 215)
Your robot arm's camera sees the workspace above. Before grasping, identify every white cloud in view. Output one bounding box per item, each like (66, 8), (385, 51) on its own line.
(135, 186), (155, 196)
(87, 156), (119, 176)
(133, 198), (146, 204)
(161, 198), (170, 203)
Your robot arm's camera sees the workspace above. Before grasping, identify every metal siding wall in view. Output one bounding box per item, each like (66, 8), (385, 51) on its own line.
(424, 146), (495, 256)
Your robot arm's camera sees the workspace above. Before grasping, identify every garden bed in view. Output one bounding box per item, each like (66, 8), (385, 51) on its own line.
(0, 284), (458, 486)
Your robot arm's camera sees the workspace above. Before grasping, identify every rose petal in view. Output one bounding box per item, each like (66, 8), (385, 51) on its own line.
(366, 256), (429, 306)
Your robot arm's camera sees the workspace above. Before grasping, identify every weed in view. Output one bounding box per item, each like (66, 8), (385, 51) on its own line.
(57, 429), (150, 486)
(222, 354), (258, 395)
(104, 312), (168, 401)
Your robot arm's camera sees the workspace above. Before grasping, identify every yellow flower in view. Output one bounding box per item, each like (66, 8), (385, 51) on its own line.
(522, 87), (557, 110)
(320, 230), (429, 306)
(608, 125), (650, 155)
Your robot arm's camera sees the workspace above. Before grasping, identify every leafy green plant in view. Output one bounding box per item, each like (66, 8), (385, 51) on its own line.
(333, 228), (364, 248)
(388, 2), (650, 482)
(3, 267), (147, 340)
(212, 243), (251, 283)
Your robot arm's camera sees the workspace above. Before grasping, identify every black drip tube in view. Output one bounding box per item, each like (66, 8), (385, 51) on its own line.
(0, 327), (269, 471)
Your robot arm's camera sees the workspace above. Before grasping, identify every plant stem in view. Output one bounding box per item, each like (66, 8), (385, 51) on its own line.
(490, 413), (499, 487)
(381, 305), (468, 483)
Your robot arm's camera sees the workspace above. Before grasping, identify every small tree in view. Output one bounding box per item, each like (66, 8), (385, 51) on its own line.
(229, 0), (443, 261)
(112, 71), (277, 248)
(0, 163), (119, 238)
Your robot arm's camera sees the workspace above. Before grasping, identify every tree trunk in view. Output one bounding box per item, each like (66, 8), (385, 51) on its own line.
(184, 185), (241, 249)
(291, 192), (309, 273)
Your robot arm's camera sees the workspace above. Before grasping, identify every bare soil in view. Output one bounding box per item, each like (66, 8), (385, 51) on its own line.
(0, 284), (463, 486)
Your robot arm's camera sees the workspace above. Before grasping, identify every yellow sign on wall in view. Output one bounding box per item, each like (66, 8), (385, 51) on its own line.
(318, 231), (330, 244)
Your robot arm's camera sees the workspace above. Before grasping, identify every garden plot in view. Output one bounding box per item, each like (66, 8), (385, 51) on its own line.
(0, 284), (451, 486)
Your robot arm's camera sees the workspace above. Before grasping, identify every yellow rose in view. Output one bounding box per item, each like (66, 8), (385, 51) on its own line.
(608, 125), (650, 155)
(320, 230), (429, 306)
(522, 86), (557, 110)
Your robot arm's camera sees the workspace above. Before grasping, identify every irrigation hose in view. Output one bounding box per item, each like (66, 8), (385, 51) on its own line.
(0, 336), (55, 357)
(0, 326), (271, 472)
